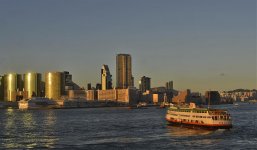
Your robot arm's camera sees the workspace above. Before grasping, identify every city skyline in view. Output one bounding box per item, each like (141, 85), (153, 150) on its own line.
(0, 0), (256, 92)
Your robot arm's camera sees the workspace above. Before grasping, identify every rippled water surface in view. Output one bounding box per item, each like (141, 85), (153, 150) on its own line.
(0, 103), (256, 149)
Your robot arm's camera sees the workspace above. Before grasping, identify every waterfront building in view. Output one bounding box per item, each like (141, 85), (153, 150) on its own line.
(64, 71), (73, 91)
(219, 89), (257, 103)
(116, 54), (134, 89)
(87, 83), (92, 90)
(101, 64), (112, 90)
(3, 73), (23, 101)
(139, 76), (151, 93)
(96, 83), (102, 90)
(97, 88), (138, 104)
(166, 81), (173, 90)
(45, 72), (65, 100)
(86, 90), (97, 100)
(172, 89), (191, 104)
(24, 73), (42, 99)
(172, 90), (203, 105)
(140, 91), (153, 104)
(68, 90), (86, 99)
(205, 91), (221, 105)
(153, 93), (164, 104)
(0, 75), (4, 100)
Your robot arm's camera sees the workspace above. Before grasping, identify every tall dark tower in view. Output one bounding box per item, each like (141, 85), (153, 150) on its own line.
(139, 76), (151, 93)
(116, 54), (134, 89)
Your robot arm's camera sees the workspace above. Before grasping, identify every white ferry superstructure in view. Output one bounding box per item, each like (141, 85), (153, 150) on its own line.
(166, 103), (232, 129)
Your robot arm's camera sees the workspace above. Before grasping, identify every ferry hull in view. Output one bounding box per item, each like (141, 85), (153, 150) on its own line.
(166, 118), (232, 129)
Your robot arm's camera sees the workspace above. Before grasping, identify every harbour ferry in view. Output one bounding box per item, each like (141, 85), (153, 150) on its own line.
(166, 103), (232, 129)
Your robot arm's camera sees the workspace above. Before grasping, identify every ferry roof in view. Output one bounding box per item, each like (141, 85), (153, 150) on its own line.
(169, 106), (227, 112)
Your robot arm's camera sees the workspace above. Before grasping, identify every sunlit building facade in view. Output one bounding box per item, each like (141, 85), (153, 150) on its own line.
(101, 64), (112, 90)
(3, 73), (23, 101)
(24, 73), (42, 99)
(116, 54), (134, 89)
(45, 72), (65, 100)
(0, 75), (4, 100)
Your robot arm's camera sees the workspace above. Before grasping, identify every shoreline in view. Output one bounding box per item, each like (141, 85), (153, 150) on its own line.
(0, 101), (160, 110)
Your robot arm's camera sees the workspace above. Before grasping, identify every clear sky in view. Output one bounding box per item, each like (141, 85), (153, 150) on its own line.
(0, 0), (256, 92)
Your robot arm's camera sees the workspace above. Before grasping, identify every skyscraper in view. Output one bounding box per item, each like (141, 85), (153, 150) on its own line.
(139, 76), (151, 93)
(45, 72), (65, 100)
(3, 73), (23, 101)
(166, 81), (173, 90)
(24, 73), (42, 99)
(101, 64), (112, 90)
(116, 54), (134, 89)
(63, 71), (74, 91)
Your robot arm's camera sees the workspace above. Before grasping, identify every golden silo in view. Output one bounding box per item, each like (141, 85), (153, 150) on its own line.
(45, 72), (64, 100)
(24, 72), (42, 99)
(3, 73), (23, 101)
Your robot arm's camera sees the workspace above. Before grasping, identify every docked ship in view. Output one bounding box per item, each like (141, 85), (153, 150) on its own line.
(166, 103), (232, 129)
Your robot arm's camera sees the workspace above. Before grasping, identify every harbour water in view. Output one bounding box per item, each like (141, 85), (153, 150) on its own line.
(0, 103), (256, 149)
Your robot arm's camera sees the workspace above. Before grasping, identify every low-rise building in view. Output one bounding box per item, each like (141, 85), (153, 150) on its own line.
(86, 90), (97, 100)
(87, 88), (138, 105)
(68, 90), (86, 99)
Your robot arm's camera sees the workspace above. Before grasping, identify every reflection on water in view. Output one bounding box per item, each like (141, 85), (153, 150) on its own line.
(5, 108), (15, 130)
(1, 109), (58, 149)
(45, 110), (56, 126)
(0, 105), (256, 149)
(22, 111), (35, 129)
(44, 110), (58, 148)
(166, 125), (215, 137)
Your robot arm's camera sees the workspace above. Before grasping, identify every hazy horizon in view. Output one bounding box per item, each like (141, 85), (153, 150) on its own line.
(0, 0), (256, 92)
